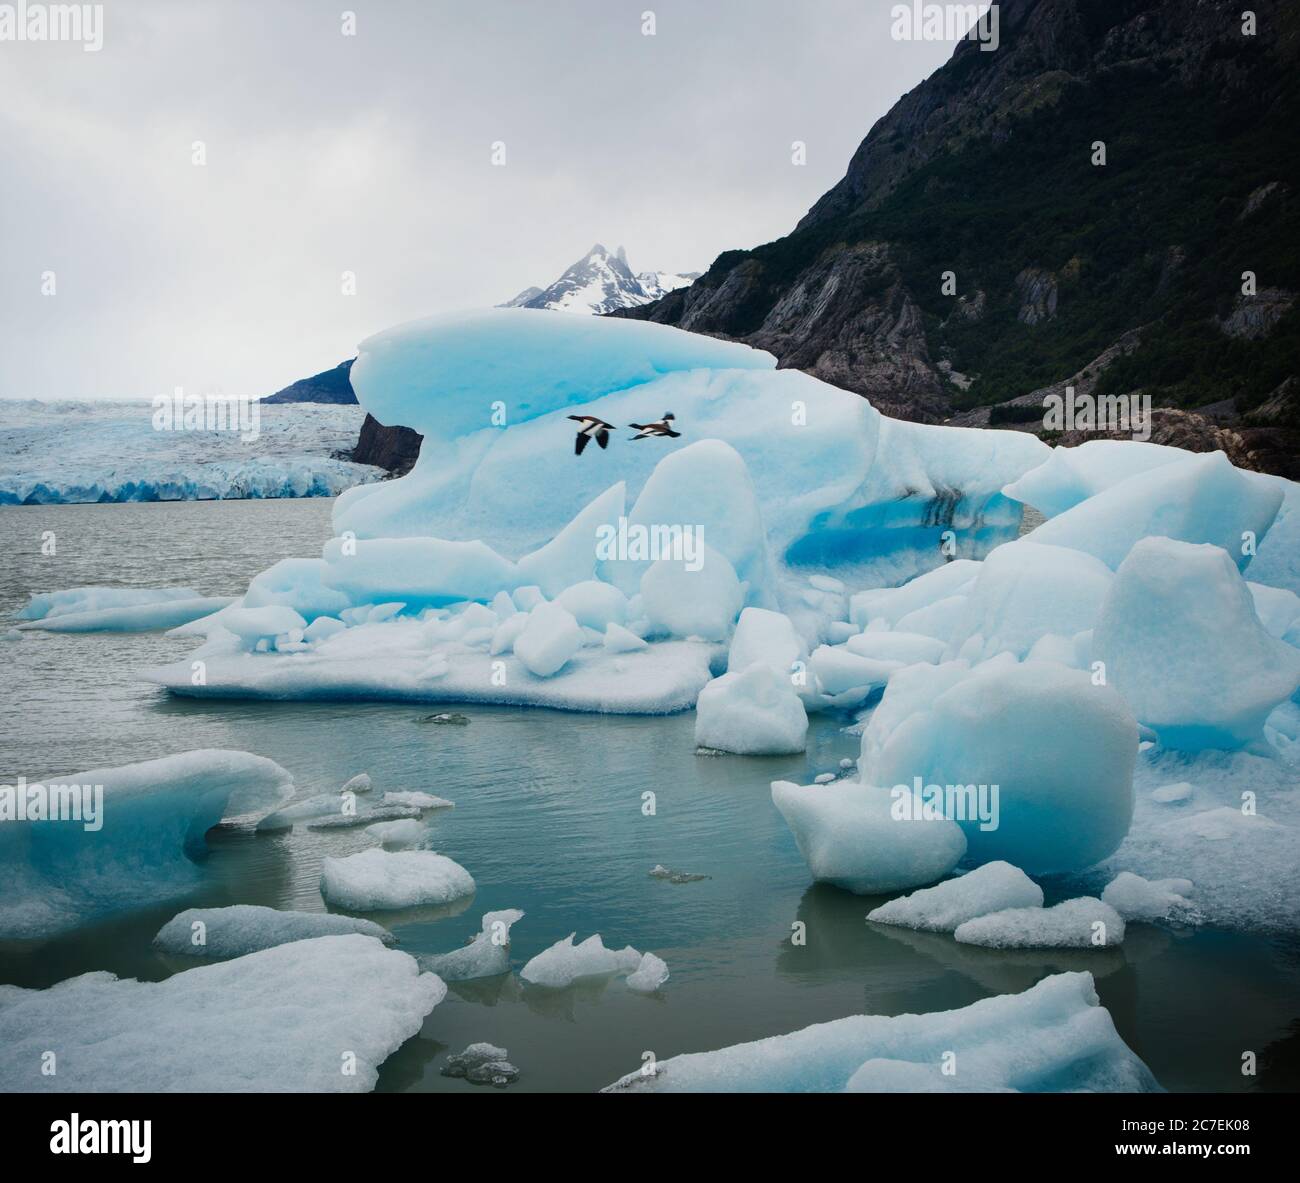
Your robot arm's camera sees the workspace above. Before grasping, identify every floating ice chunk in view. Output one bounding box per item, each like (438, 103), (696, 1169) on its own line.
(638, 544), (744, 642)
(321, 536), (516, 608)
(1093, 538), (1300, 750)
(694, 663), (808, 755)
(1002, 440), (1189, 519)
(814, 773), (836, 784)
(365, 818), (429, 848)
(307, 805), (421, 831)
(15, 585), (233, 632)
(1165, 806), (1285, 842)
(954, 898), (1125, 948)
(771, 779), (966, 895)
(154, 905), (394, 958)
(844, 630), (946, 666)
(866, 659), (1138, 874)
(867, 862), (1044, 933)
(625, 952), (670, 993)
(382, 790), (454, 811)
(419, 909), (525, 982)
(520, 933), (644, 988)
(513, 600), (585, 676)
(603, 621), (648, 653)
(441, 1042), (520, 1087)
(727, 607), (805, 677)
(0, 935), (443, 1092)
(0, 750), (293, 941)
(320, 848), (475, 911)
(255, 791), (350, 832)
(341, 773), (372, 794)
(555, 581), (628, 631)
(1029, 452), (1284, 571)
(517, 483), (626, 596)
(849, 561), (979, 629)
(649, 864), (709, 884)
(1151, 781), (1193, 804)
(1101, 872), (1196, 922)
(603, 972), (1157, 1092)
(942, 541), (1113, 662)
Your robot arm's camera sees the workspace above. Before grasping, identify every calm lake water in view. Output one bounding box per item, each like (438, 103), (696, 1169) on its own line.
(1, 499), (1297, 1093)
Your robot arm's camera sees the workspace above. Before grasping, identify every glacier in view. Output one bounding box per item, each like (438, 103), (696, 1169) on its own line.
(0, 400), (382, 505)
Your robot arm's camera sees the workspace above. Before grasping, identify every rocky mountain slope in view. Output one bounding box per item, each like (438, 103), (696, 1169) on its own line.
(616, 0), (1299, 474)
(263, 359), (358, 405)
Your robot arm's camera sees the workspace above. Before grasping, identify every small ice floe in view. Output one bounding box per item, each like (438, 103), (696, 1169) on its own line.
(1151, 781), (1193, 804)
(418, 712), (470, 725)
(1101, 871), (1197, 923)
(813, 773), (836, 784)
(154, 904), (394, 959)
(321, 848), (475, 911)
(441, 1043), (519, 1088)
(867, 862), (1043, 934)
(2, 629), (22, 642)
(649, 864), (709, 884)
(340, 773), (373, 794)
(382, 790), (454, 811)
(419, 909), (524, 981)
(953, 897), (1125, 949)
(15, 585), (233, 633)
(693, 663), (808, 755)
(307, 805), (421, 831)
(365, 818), (430, 849)
(521, 933), (668, 993)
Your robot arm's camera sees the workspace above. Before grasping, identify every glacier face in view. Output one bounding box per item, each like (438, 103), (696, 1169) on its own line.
(0, 400), (384, 505)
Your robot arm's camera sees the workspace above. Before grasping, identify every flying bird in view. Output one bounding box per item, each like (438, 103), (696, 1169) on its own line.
(568, 414), (615, 455)
(628, 413), (681, 440)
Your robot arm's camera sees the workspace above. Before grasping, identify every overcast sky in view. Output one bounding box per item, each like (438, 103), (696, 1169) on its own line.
(0, 0), (971, 400)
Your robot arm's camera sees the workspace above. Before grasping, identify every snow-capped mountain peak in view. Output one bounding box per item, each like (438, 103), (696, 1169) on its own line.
(501, 244), (698, 315)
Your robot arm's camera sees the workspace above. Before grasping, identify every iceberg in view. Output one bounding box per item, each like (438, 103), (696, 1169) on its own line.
(365, 818), (431, 848)
(0, 935), (443, 1092)
(0, 750), (293, 941)
(867, 862), (1044, 933)
(603, 972), (1158, 1092)
(320, 848), (475, 911)
(153, 905), (394, 959)
(418, 909), (525, 981)
(1093, 537), (1300, 750)
(864, 659), (1138, 874)
(15, 586), (233, 632)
